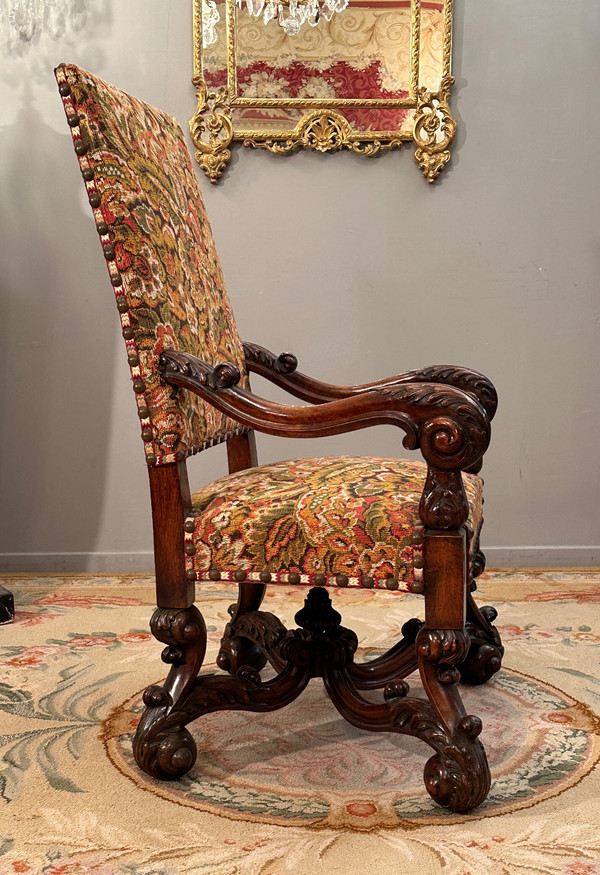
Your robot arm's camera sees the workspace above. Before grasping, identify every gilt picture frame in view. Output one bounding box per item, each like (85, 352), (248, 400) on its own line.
(190, 0), (455, 183)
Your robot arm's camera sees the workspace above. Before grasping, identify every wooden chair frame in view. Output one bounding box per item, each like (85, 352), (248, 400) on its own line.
(134, 343), (503, 813)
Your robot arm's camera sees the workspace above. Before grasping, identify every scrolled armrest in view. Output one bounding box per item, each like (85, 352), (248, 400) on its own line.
(243, 341), (497, 420)
(159, 350), (491, 476)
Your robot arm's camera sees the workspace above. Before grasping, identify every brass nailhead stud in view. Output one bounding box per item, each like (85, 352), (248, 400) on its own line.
(413, 556), (424, 569)
(111, 275), (123, 287)
(412, 532), (424, 545)
(141, 427), (153, 442)
(116, 298), (128, 313)
(385, 578), (399, 591)
(59, 82), (71, 96)
(233, 569), (247, 582)
(186, 570), (197, 581)
(289, 572), (300, 585)
(137, 405), (150, 419)
(74, 141), (87, 156)
(208, 568), (221, 581)
(314, 574), (326, 586)
(82, 168), (94, 182)
(96, 221), (108, 235)
(103, 244), (115, 260)
(88, 192), (101, 207)
(336, 574), (349, 587)
(184, 544), (196, 556)
(133, 379), (145, 393)
(411, 580), (425, 594)
(67, 113), (79, 127)
(184, 519), (195, 533)
(362, 575), (374, 588)
(128, 353), (140, 367)
(259, 571), (271, 583)
(122, 326), (134, 340)
(145, 453), (157, 466)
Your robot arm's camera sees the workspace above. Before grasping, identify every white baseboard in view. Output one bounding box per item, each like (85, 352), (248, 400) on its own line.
(1, 547), (599, 574)
(0, 552), (155, 573)
(482, 546), (600, 567)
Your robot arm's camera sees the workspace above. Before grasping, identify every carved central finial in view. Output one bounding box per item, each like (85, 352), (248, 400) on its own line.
(294, 586), (342, 633)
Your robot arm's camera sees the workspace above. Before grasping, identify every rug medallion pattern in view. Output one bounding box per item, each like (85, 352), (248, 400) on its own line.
(1, 571), (600, 874)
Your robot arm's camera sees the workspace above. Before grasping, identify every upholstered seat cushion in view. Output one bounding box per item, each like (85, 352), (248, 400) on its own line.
(185, 456), (483, 592)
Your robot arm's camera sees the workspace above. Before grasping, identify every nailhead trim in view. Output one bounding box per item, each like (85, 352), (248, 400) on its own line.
(183, 566), (418, 592)
(56, 65), (250, 471)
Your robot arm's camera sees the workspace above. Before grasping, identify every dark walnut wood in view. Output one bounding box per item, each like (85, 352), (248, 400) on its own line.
(158, 350), (490, 474)
(59, 67), (502, 816)
(134, 587), (491, 811)
(243, 341), (498, 420)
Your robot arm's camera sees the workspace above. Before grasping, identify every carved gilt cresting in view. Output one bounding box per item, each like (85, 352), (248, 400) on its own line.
(190, 0), (456, 181)
(130, 347), (503, 813)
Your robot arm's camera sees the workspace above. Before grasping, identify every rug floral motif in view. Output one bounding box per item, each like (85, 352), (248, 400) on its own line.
(1, 571), (600, 874)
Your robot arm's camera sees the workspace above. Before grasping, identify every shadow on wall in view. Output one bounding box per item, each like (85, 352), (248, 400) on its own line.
(0, 10), (117, 571)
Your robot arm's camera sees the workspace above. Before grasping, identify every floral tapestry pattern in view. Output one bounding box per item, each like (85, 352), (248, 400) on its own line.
(187, 455), (483, 588)
(56, 64), (249, 465)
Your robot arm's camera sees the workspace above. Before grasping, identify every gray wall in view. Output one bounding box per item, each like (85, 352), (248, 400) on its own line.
(1, 0), (598, 571)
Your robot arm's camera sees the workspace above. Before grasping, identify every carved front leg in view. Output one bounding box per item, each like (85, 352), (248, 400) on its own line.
(133, 605), (206, 779)
(416, 627), (491, 811)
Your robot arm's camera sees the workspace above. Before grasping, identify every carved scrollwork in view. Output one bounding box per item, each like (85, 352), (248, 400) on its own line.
(423, 714), (491, 811)
(242, 111), (403, 161)
(413, 74), (457, 183)
(158, 350), (240, 390)
(378, 383), (490, 473)
(243, 341), (298, 375)
(417, 627), (471, 672)
(189, 77), (234, 183)
(151, 606), (206, 649)
(460, 599), (505, 685)
(218, 610), (288, 674)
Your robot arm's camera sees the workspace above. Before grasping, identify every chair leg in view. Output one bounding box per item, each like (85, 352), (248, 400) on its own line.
(459, 549), (505, 685)
(133, 605), (207, 779)
(217, 581), (286, 674)
(416, 626), (491, 810)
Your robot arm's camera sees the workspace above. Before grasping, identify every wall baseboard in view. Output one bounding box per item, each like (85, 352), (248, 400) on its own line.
(1, 547), (599, 574)
(0, 552), (155, 573)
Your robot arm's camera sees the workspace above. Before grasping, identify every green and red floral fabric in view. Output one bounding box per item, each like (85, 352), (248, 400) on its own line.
(186, 456), (483, 590)
(56, 63), (248, 465)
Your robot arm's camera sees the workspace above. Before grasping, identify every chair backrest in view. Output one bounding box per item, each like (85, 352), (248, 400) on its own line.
(55, 63), (249, 467)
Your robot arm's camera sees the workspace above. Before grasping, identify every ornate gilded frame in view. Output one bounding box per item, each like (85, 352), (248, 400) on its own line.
(191, 0), (455, 183)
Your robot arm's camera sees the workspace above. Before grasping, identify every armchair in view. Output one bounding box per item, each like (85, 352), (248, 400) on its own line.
(56, 63), (503, 813)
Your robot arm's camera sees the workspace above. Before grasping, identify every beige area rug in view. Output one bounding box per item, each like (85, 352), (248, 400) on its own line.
(1, 570), (600, 874)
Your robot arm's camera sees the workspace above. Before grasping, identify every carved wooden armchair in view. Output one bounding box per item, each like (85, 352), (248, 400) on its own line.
(56, 63), (503, 813)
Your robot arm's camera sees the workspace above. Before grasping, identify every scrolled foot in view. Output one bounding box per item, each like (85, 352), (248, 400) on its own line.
(133, 687), (198, 780)
(423, 715), (491, 812)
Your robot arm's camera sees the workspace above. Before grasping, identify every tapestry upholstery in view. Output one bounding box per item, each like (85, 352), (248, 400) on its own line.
(186, 456), (484, 591)
(55, 64), (249, 466)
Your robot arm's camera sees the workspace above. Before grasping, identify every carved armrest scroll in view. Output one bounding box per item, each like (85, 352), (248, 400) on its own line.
(243, 342), (497, 421)
(159, 350), (490, 475)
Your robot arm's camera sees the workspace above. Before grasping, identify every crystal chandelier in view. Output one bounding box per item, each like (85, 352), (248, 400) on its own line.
(1, 0), (86, 43)
(202, 0), (220, 46)
(236, 0), (349, 36)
